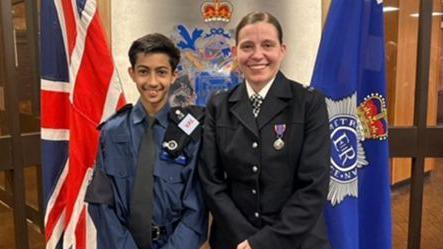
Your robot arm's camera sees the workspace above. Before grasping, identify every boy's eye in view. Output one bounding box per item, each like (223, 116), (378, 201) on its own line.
(157, 70), (169, 76)
(138, 69), (148, 75)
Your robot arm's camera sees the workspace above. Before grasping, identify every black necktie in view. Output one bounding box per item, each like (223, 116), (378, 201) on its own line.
(250, 93), (264, 118)
(128, 117), (156, 249)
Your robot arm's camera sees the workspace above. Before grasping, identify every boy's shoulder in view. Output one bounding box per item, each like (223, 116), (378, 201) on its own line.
(97, 104), (133, 130)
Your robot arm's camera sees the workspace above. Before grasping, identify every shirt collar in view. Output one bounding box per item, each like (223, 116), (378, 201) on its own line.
(132, 100), (169, 128)
(245, 76), (275, 99)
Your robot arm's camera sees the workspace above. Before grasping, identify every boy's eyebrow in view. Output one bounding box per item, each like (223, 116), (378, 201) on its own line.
(135, 65), (148, 69)
(135, 65), (171, 70)
(155, 66), (170, 70)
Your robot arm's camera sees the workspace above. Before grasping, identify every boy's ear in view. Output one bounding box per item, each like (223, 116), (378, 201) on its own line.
(171, 70), (178, 85)
(128, 67), (135, 81)
(232, 46), (237, 57)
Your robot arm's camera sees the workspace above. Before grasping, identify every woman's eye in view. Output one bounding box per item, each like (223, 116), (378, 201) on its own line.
(263, 42), (275, 49)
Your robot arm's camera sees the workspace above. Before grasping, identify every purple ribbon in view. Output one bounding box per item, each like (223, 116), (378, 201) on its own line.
(274, 124), (286, 138)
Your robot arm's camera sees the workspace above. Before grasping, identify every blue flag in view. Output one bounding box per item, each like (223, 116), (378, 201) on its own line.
(311, 1), (392, 249)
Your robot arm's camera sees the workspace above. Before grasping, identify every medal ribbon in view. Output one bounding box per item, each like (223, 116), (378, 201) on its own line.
(274, 124), (286, 138)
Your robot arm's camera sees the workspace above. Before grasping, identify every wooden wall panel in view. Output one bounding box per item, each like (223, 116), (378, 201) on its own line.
(389, 0), (418, 184)
(392, 0), (419, 126)
(389, 0), (441, 184)
(424, 0), (443, 182)
(0, 14), (4, 82)
(0, 17), (4, 84)
(427, 0), (442, 125)
(385, 0), (399, 123)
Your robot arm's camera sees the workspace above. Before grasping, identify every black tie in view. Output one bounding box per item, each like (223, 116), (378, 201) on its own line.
(128, 117), (156, 249)
(250, 93), (264, 118)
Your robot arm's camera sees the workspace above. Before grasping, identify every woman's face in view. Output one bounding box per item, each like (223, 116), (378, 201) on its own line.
(234, 21), (286, 88)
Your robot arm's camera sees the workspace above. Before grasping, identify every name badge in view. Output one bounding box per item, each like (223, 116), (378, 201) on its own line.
(178, 114), (199, 135)
(159, 150), (188, 166)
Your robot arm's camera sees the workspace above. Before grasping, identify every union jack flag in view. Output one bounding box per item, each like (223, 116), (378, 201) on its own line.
(40, 0), (125, 248)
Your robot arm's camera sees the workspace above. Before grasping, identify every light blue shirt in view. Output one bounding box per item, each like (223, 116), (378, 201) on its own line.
(88, 100), (207, 249)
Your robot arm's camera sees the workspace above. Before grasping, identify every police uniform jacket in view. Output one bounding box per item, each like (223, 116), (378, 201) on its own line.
(199, 72), (331, 249)
(86, 101), (207, 249)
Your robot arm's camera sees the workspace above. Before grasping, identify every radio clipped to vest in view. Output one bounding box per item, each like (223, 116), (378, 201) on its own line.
(161, 106), (204, 159)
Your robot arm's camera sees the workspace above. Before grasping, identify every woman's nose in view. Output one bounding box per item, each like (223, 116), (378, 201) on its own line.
(251, 47), (264, 59)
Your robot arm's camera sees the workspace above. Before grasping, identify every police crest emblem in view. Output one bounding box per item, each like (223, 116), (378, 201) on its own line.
(327, 93), (368, 205)
(326, 92), (387, 206)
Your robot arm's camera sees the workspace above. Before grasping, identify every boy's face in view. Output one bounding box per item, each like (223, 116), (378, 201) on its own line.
(129, 52), (176, 112)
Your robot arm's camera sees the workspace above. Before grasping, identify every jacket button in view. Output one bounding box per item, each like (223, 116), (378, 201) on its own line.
(252, 142), (258, 148)
(251, 189), (257, 195)
(254, 212), (260, 218)
(252, 166), (258, 172)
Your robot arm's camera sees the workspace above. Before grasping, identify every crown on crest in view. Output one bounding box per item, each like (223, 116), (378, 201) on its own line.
(201, 0), (233, 23)
(356, 93), (388, 140)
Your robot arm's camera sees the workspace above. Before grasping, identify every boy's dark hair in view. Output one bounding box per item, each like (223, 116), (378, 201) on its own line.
(128, 33), (181, 70)
(235, 11), (283, 45)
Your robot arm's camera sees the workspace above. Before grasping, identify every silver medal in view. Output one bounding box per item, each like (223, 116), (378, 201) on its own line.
(273, 138), (285, 150)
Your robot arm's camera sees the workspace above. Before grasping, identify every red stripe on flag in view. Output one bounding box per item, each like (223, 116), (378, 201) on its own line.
(41, 90), (70, 129)
(118, 93), (127, 110)
(73, 13), (115, 124)
(64, 107), (100, 233)
(45, 182), (67, 241)
(61, 0), (77, 57)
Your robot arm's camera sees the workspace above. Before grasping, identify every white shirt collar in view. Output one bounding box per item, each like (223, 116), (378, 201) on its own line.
(245, 77), (275, 99)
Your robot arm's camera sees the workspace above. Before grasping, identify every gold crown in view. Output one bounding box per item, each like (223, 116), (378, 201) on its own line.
(201, 0), (233, 23)
(356, 93), (388, 140)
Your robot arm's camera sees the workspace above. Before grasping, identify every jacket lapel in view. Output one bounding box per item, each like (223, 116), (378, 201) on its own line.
(256, 72), (293, 130)
(229, 84), (259, 138)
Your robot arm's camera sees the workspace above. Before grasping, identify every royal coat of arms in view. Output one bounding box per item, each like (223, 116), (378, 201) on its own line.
(169, 0), (242, 107)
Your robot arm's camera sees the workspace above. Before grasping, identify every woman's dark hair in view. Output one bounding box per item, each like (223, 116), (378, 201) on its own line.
(128, 33), (181, 70)
(235, 11), (283, 44)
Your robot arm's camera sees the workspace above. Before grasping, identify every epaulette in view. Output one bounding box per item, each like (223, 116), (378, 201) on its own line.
(304, 85), (315, 92)
(97, 104), (133, 130)
(214, 88), (229, 95)
(162, 105), (204, 158)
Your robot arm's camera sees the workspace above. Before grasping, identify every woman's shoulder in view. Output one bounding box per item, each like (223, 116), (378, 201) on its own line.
(284, 77), (324, 97)
(207, 85), (239, 105)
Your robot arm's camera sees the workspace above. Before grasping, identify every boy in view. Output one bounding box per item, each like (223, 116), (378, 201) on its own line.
(86, 33), (207, 249)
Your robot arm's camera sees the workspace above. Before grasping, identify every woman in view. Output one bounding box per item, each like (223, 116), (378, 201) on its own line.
(199, 11), (331, 249)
